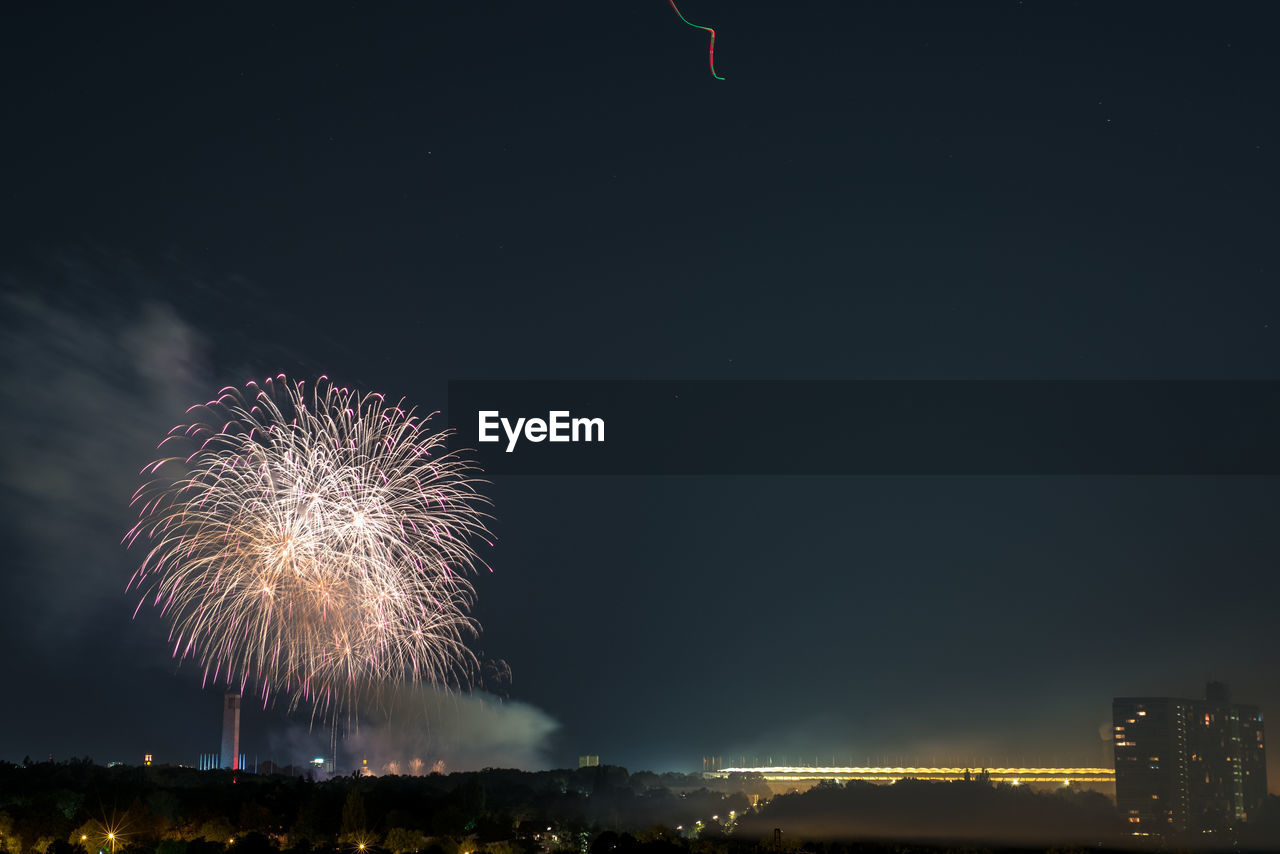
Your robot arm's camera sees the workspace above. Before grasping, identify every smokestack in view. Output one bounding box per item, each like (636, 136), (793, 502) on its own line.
(220, 692), (241, 770)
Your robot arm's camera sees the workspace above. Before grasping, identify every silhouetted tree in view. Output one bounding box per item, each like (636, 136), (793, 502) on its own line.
(340, 791), (367, 840)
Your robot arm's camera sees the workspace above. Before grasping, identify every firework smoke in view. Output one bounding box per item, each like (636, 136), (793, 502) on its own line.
(285, 686), (559, 775)
(126, 375), (494, 723)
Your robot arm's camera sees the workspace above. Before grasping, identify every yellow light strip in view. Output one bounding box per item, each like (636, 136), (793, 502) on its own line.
(711, 766), (1114, 781)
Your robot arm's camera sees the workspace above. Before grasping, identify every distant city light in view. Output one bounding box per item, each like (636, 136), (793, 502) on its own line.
(708, 765), (1114, 783)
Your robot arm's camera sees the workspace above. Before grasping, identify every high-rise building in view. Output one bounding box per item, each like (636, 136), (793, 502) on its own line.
(220, 692), (241, 770)
(1113, 683), (1266, 836)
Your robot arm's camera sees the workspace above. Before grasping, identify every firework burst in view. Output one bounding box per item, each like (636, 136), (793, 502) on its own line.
(125, 375), (493, 722)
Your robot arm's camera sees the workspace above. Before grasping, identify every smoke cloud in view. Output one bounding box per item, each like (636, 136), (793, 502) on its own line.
(345, 687), (560, 773)
(0, 269), (207, 641)
(263, 687), (560, 775)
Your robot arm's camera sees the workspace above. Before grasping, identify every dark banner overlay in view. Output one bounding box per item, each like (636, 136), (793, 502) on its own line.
(446, 381), (1280, 476)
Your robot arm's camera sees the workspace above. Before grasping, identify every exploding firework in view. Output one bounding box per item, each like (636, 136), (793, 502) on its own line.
(125, 375), (494, 722)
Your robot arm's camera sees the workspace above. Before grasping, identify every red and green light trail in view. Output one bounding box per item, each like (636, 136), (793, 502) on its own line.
(668, 0), (723, 80)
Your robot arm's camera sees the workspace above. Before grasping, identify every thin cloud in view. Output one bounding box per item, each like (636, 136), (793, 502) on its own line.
(0, 281), (207, 641)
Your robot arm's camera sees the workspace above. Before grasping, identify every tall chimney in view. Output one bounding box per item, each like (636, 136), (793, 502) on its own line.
(220, 692), (241, 770)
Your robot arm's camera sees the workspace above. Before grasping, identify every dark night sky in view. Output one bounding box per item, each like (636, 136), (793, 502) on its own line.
(2, 2), (1279, 780)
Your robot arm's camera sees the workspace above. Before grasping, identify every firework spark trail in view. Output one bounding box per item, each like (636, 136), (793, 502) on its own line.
(126, 375), (494, 723)
(668, 0), (724, 80)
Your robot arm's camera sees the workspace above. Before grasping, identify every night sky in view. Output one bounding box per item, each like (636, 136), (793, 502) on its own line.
(2, 1), (1279, 781)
